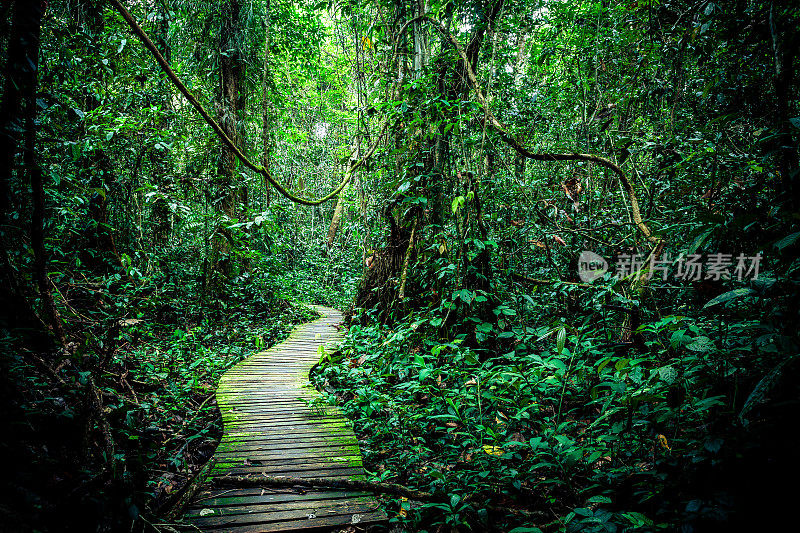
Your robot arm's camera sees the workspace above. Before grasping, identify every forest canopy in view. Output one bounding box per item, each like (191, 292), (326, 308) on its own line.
(1, 0), (798, 531)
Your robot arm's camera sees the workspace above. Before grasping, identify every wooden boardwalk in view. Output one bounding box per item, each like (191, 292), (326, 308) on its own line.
(183, 306), (385, 532)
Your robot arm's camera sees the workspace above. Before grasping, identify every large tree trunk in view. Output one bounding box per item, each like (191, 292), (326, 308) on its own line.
(352, 1), (504, 321)
(412, 0), (428, 77)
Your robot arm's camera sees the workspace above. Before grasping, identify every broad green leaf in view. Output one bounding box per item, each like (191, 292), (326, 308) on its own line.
(686, 336), (714, 352)
(658, 366), (678, 384)
(702, 288), (754, 309)
(774, 232), (800, 250)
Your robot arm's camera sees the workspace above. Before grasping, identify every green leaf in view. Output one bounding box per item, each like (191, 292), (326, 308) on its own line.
(658, 366), (678, 384)
(554, 434), (574, 447)
(450, 494), (461, 508)
(623, 512), (653, 527)
(740, 354), (798, 425)
(702, 288), (754, 309)
(476, 322), (493, 333)
(686, 336), (714, 352)
(688, 227), (714, 255)
(454, 289), (474, 304)
(556, 327), (566, 355)
(774, 231), (800, 250)
(451, 195), (465, 213)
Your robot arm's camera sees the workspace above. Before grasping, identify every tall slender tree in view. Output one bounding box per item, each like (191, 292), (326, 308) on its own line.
(205, 0), (245, 293)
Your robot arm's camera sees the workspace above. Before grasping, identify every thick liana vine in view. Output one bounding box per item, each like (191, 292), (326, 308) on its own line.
(107, 0), (383, 206)
(395, 15), (661, 245)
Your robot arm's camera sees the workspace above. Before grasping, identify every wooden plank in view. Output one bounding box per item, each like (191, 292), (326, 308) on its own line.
(212, 465), (365, 478)
(211, 466), (366, 479)
(220, 424), (354, 434)
(221, 421), (351, 430)
(185, 504), (381, 528)
(222, 416), (348, 425)
(185, 511), (387, 532)
(223, 407), (340, 415)
(185, 497), (377, 517)
(215, 435), (359, 447)
(214, 447), (362, 460)
(222, 412), (345, 420)
(217, 433), (356, 443)
(212, 453), (363, 467)
(184, 305), (385, 532)
(214, 448), (362, 460)
(189, 490), (371, 509)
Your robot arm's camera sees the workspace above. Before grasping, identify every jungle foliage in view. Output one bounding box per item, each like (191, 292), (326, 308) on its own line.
(1, 0), (798, 531)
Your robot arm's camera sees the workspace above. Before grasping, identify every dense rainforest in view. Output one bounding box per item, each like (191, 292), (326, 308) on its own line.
(1, 0), (799, 531)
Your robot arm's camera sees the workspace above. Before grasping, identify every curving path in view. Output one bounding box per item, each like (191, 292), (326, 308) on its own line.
(183, 305), (385, 532)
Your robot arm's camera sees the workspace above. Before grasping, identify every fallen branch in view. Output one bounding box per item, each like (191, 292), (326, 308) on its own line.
(211, 475), (439, 502)
(28, 352), (67, 386)
(161, 458), (217, 521)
